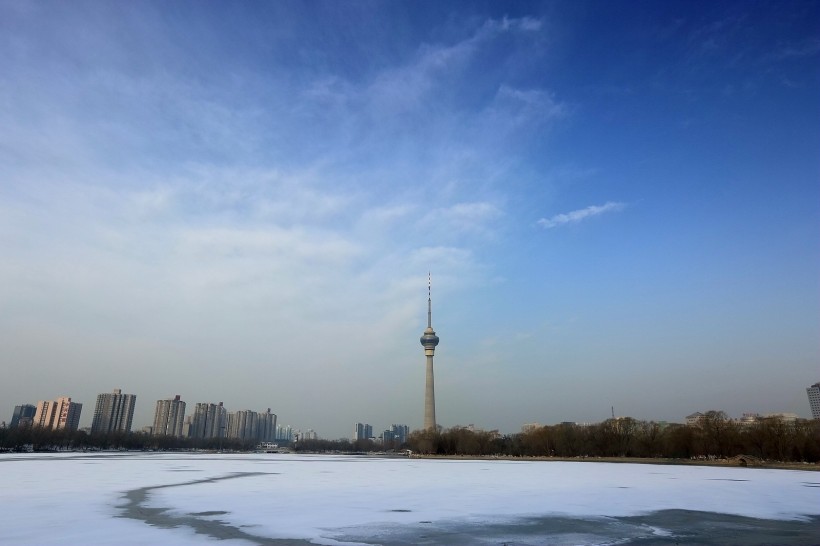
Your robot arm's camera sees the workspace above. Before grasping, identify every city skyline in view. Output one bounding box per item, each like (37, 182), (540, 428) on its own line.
(1, 1), (818, 439)
(5, 381), (818, 439)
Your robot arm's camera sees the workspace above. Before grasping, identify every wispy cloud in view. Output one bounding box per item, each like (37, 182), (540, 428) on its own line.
(421, 201), (502, 238)
(537, 202), (626, 229)
(486, 85), (567, 130)
(764, 38), (820, 62)
(362, 15), (545, 114)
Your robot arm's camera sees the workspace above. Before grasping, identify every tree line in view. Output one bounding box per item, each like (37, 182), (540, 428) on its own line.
(0, 426), (263, 452)
(2, 411), (818, 463)
(406, 412), (820, 462)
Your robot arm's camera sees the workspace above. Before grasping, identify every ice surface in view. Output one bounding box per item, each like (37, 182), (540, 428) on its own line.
(1, 453), (817, 546)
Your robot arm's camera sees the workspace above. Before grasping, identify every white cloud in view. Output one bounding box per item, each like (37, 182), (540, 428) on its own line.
(488, 85), (568, 129)
(358, 203), (417, 230)
(424, 201), (502, 237)
(537, 201), (626, 229)
(332, 16), (547, 116)
(177, 226), (360, 262)
(487, 15), (543, 34)
(365, 29), (479, 111)
(128, 186), (176, 217)
(517, 16), (544, 32)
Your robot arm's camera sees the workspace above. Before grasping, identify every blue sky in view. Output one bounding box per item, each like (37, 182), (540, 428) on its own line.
(1, 1), (818, 437)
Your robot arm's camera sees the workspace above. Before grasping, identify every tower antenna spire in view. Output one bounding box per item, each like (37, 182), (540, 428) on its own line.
(427, 272), (432, 328)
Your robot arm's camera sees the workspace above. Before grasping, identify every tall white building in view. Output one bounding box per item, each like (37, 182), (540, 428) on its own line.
(152, 395), (186, 437)
(807, 382), (820, 419)
(91, 389), (137, 435)
(33, 397), (82, 432)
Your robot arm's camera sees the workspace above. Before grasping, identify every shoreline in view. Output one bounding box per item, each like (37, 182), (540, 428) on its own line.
(4, 449), (818, 472)
(408, 453), (820, 471)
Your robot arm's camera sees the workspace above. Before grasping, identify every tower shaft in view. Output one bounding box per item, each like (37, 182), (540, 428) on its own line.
(424, 355), (436, 431)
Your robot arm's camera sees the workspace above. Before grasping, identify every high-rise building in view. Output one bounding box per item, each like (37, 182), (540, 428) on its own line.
(807, 382), (820, 419)
(152, 395), (186, 437)
(382, 424), (409, 446)
(277, 424), (293, 442)
(181, 415), (193, 438)
(91, 389), (137, 435)
(10, 404), (36, 428)
(257, 408), (277, 443)
(190, 402), (226, 439)
(33, 397), (82, 431)
(227, 410), (258, 441)
(390, 424), (409, 444)
(353, 422), (373, 441)
(419, 274), (440, 431)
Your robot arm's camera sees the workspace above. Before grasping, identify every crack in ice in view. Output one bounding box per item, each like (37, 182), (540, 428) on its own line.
(117, 471), (310, 545)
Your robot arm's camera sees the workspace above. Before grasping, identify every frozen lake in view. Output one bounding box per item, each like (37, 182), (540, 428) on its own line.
(1, 452), (818, 545)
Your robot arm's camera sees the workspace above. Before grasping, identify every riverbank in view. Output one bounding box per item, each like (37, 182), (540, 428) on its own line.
(409, 453), (820, 471)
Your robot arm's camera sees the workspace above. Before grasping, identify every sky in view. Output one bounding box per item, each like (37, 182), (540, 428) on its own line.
(1, 1), (818, 439)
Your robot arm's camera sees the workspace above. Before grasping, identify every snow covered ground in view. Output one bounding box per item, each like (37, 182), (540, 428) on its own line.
(1, 453), (818, 545)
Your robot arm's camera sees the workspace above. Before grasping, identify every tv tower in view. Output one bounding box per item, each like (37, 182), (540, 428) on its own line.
(420, 273), (440, 431)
